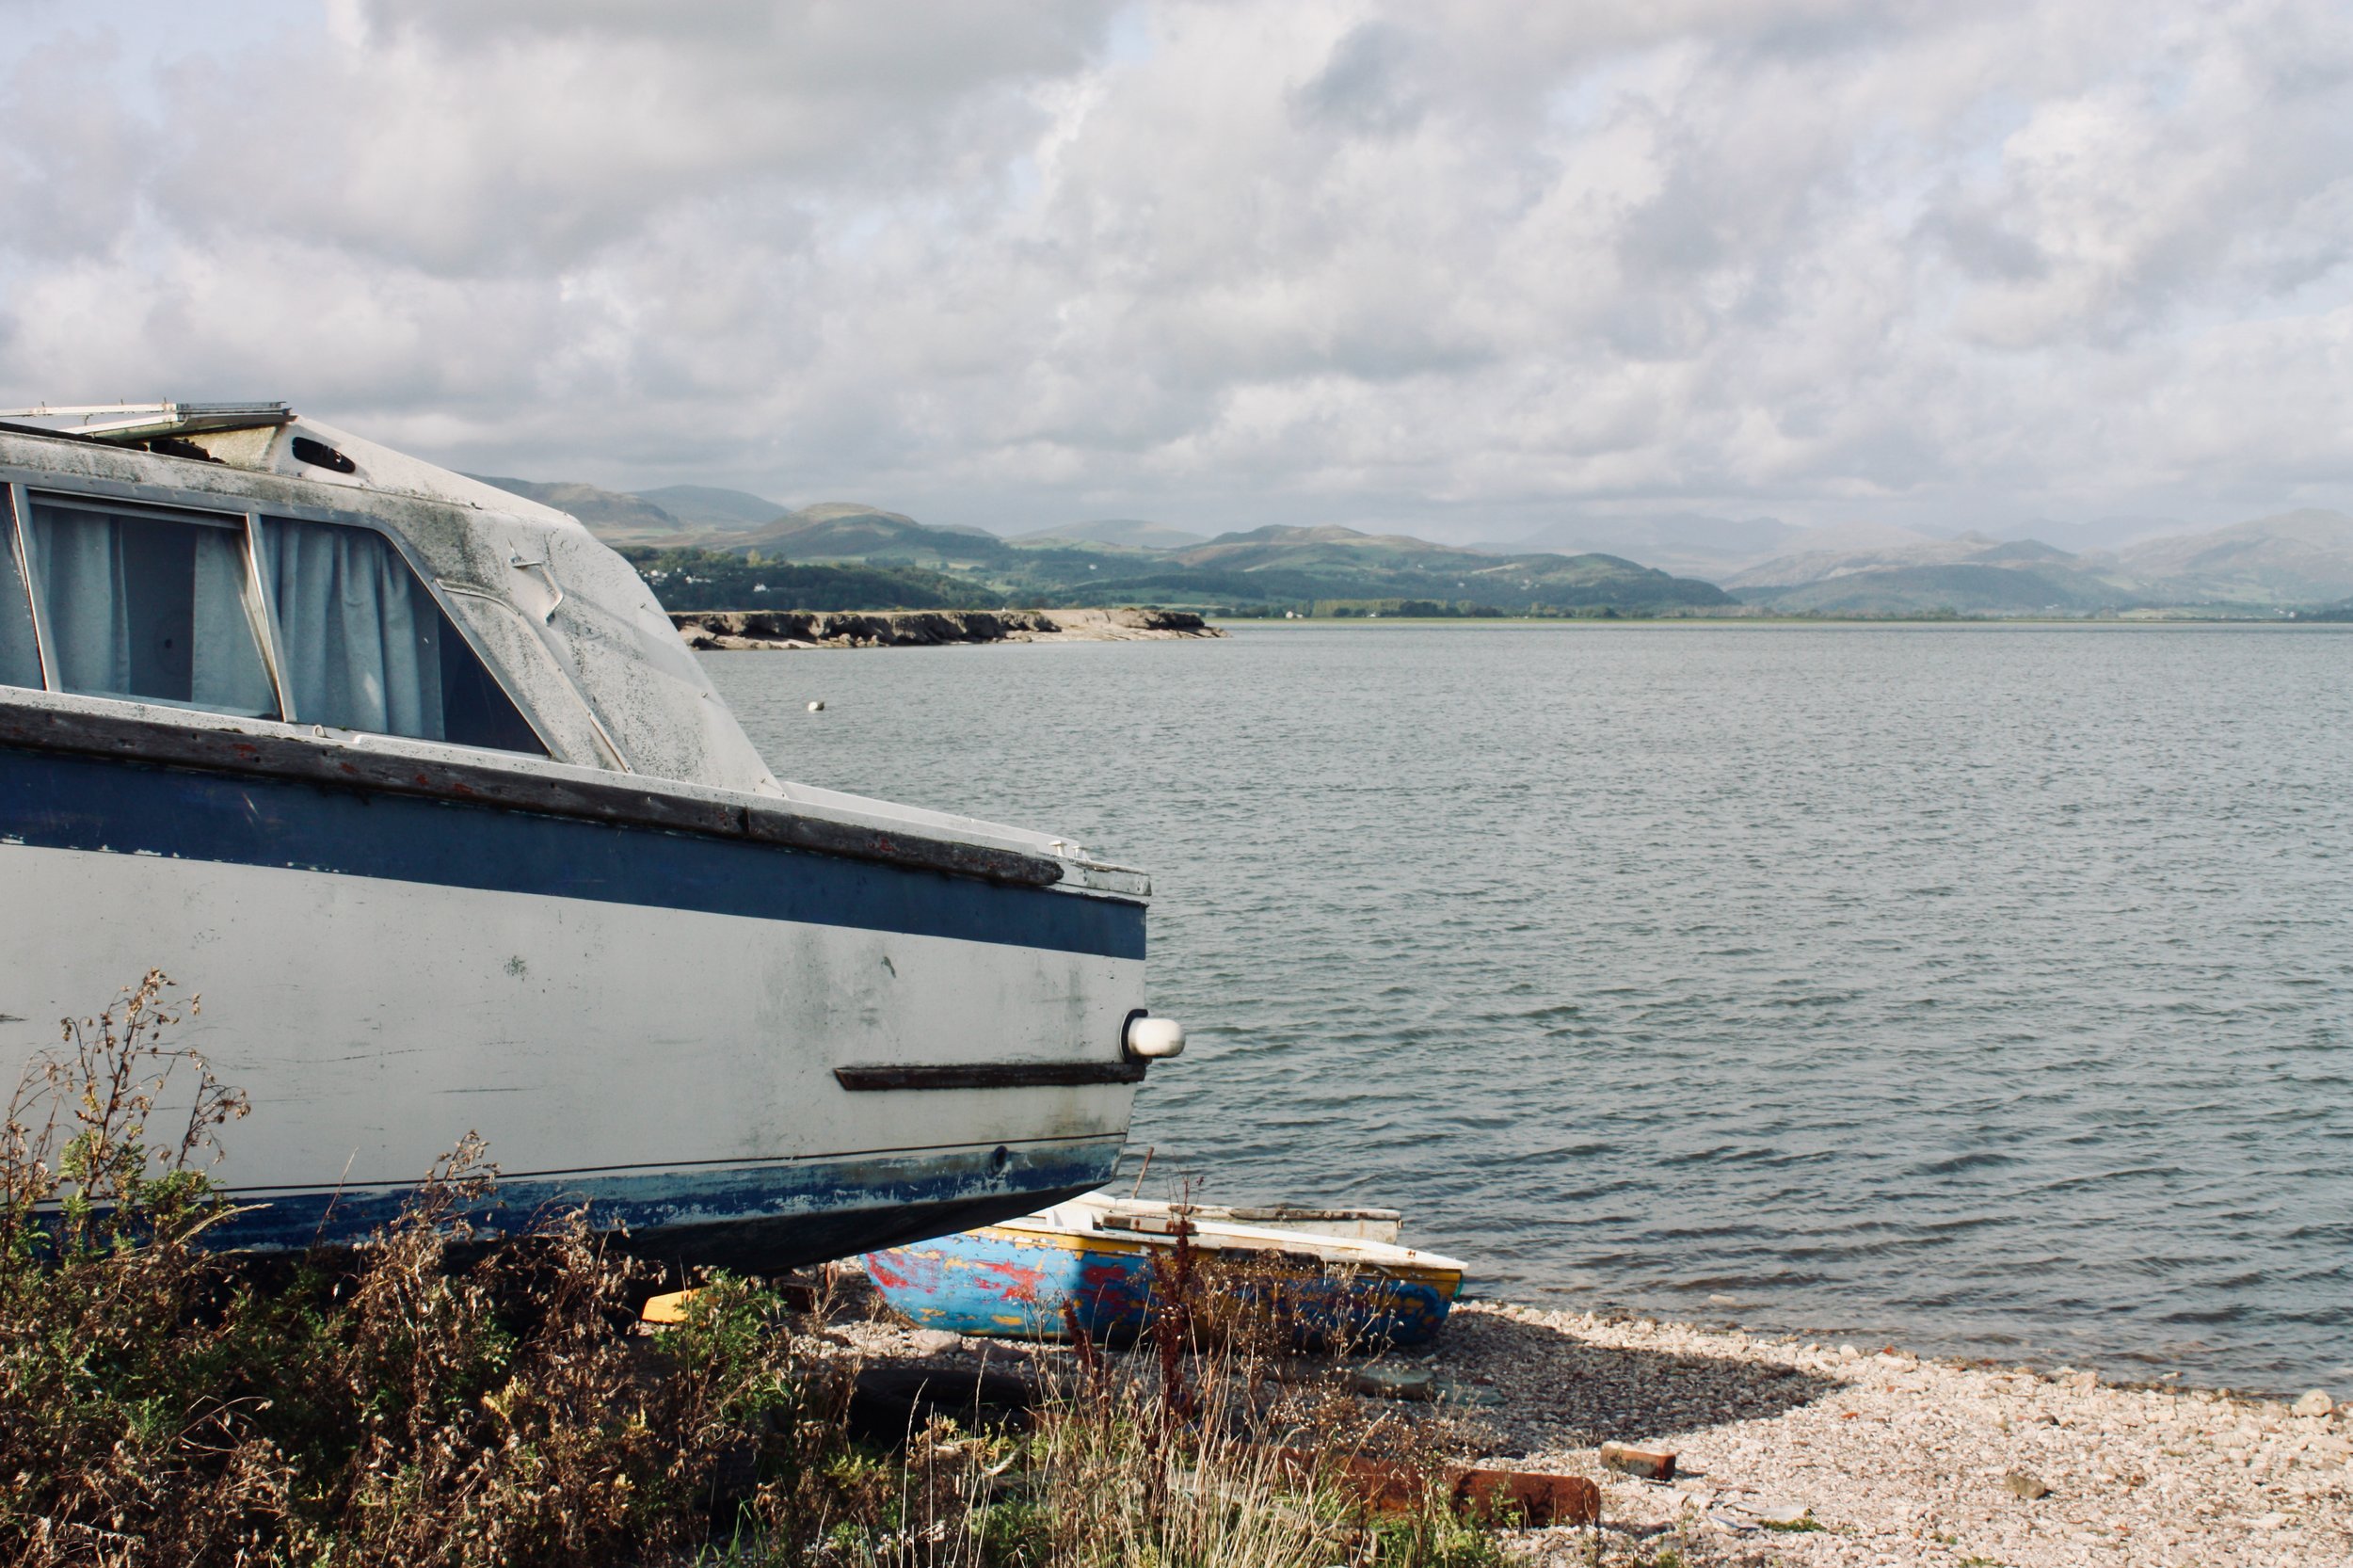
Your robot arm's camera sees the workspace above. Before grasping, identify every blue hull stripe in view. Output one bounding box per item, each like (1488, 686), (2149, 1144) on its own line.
(0, 744), (1144, 959)
(208, 1141), (1126, 1260)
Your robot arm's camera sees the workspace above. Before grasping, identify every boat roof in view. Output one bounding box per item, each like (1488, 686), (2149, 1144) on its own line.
(0, 403), (1138, 883)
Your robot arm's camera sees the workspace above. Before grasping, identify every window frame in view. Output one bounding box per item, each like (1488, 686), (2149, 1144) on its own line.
(0, 484), (47, 690)
(0, 467), (556, 760)
(13, 486), (282, 716)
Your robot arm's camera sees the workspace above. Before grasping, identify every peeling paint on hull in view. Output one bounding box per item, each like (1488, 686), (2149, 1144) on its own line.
(215, 1140), (1125, 1268)
(867, 1223), (1463, 1347)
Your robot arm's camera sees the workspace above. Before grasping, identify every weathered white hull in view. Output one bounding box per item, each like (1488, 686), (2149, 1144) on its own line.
(0, 411), (1165, 1267)
(0, 720), (1147, 1266)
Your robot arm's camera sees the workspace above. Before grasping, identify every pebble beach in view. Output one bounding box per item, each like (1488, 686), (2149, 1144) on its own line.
(1436, 1303), (2351, 1568)
(837, 1286), (2353, 1568)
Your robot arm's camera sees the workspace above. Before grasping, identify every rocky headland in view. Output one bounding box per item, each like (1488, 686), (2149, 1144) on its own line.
(674, 606), (1224, 649)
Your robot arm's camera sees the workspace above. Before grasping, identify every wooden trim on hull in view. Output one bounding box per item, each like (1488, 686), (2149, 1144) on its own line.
(0, 696), (1070, 889)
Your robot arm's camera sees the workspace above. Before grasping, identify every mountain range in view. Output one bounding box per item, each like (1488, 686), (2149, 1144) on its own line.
(466, 474), (1729, 613)
(1012, 519), (1209, 550)
(467, 475), (687, 539)
(2099, 509), (2353, 603)
(1719, 510), (2353, 613)
(632, 484), (792, 531)
(686, 516), (1725, 615)
(1723, 534), (2121, 615)
(468, 474), (2353, 616)
(1479, 512), (1805, 580)
(470, 476), (1155, 552)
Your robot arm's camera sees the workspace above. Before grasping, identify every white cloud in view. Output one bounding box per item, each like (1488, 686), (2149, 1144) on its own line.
(1, 0), (2349, 536)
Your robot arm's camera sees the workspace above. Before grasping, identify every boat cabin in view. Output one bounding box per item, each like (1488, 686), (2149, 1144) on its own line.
(0, 401), (780, 793)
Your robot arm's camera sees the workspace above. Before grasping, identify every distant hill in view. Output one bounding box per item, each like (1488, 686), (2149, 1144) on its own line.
(488, 482), (1005, 551)
(612, 547), (990, 613)
(468, 475), (684, 540)
(1497, 512), (1803, 579)
(1723, 530), (2135, 613)
(609, 513), (1728, 615)
(1722, 527), (1962, 589)
(479, 458), (2353, 617)
(1722, 521), (1948, 580)
(1172, 523), (1457, 571)
(1749, 562), (2124, 615)
(1723, 509), (2353, 613)
(1980, 514), (2188, 553)
(792, 501), (918, 529)
(2103, 509), (2353, 604)
(1011, 519), (1209, 550)
(737, 506), (1013, 565)
(1130, 524), (1731, 611)
(631, 485), (789, 531)
(782, 502), (995, 537)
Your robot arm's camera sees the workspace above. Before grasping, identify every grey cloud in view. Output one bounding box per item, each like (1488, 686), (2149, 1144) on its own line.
(135, 0), (1118, 276)
(1291, 23), (1427, 136)
(0, 36), (158, 264)
(1, 0), (2350, 536)
(1919, 206), (2048, 283)
(1615, 161), (1733, 281)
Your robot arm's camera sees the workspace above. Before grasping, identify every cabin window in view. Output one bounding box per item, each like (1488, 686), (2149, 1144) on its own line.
(0, 499), (40, 691)
(24, 499), (278, 716)
(255, 517), (542, 755)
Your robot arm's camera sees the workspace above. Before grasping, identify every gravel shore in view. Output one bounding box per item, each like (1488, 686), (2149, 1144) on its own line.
(836, 1288), (2351, 1568)
(1427, 1302), (2351, 1567)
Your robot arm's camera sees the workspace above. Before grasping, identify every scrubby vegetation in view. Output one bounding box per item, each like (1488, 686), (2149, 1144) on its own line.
(0, 975), (1521, 1568)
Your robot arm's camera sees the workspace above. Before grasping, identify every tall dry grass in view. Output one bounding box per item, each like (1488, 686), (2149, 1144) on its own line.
(792, 1318), (1508, 1568)
(0, 976), (1511, 1568)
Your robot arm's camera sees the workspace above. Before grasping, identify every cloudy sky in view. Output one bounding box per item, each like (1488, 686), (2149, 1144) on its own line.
(2, 0), (2349, 540)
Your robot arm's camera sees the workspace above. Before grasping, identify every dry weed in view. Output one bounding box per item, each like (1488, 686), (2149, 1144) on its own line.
(0, 975), (833, 1568)
(0, 978), (1512, 1568)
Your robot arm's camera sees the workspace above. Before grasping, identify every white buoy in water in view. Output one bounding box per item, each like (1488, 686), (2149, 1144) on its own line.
(808, 699), (825, 712)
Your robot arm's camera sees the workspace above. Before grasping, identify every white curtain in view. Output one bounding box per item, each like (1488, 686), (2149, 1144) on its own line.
(27, 504), (276, 716)
(258, 518), (444, 739)
(33, 505), (133, 697)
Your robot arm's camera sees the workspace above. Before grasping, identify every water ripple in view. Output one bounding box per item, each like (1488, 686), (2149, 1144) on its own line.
(711, 624), (2353, 1390)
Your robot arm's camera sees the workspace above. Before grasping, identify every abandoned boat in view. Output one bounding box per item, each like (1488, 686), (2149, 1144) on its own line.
(864, 1192), (1465, 1347)
(0, 401), (1181, 1266)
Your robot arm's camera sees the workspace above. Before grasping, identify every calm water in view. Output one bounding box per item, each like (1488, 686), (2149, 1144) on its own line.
(706, 625), (2353, 1391)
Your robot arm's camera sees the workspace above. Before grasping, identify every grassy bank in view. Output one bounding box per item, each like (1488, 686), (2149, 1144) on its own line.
(0, 975), (1516, 1568)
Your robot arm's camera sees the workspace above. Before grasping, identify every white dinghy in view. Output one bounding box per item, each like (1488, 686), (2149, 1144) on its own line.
(0, 402), (1181, 1268)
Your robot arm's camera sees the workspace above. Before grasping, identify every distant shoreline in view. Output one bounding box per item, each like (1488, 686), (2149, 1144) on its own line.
(1220, 614), (2351, 629)
(672, 607), (2353, 648)
(674, 606), (1224, 649)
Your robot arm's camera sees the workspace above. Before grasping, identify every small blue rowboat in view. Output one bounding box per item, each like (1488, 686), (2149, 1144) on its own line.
(864, 1192), (1466, 1348)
